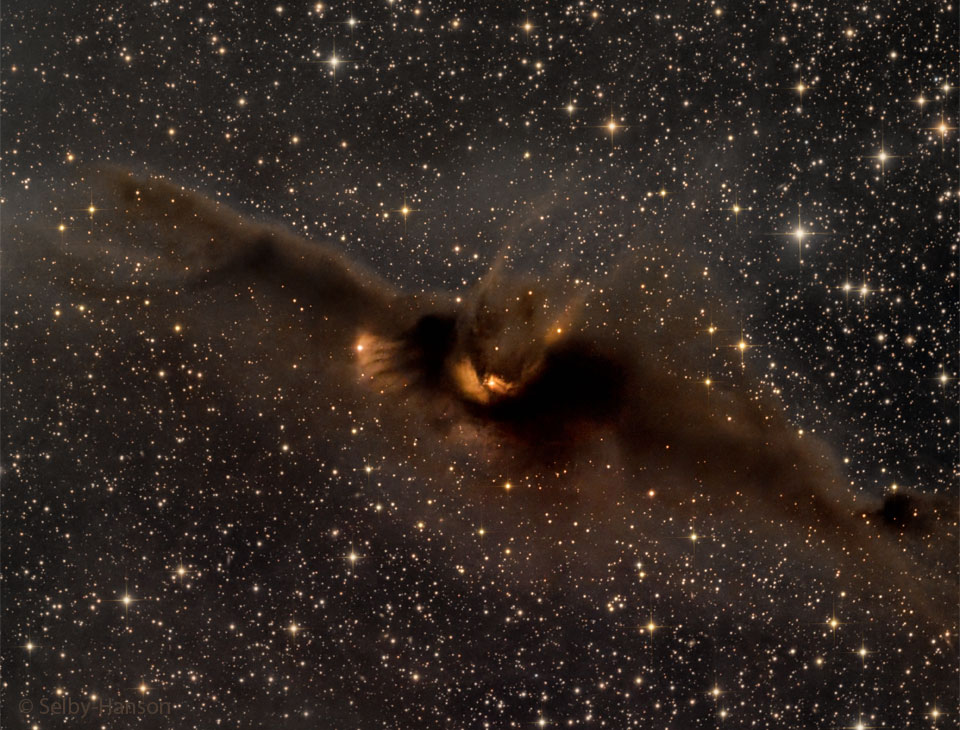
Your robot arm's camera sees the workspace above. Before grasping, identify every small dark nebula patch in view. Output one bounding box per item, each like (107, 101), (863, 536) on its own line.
(873, 491), (950, 537)
(878, 492), (917, 529)
(399, 313), (459, 384)
(484, 339), (629, 433)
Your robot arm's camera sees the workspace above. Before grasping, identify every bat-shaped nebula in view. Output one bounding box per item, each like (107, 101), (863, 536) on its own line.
(21, 168), (955, 626)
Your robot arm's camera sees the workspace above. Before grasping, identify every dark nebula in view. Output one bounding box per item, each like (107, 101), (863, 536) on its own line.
(2, 4), (956, 725)
(17, 168), (950, 622)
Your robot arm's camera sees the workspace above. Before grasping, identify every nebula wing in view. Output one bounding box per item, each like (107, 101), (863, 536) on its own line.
(97, 168), (404, 342)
